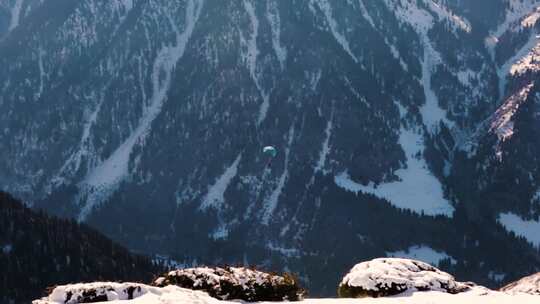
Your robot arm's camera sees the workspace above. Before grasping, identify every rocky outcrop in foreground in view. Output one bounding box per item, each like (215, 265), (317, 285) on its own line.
(34, 267), (303, 303)
(153, 266), (304, 302)
(35, 283), (148, 304)
(33, 259), (540, 303)
(338, 258), (475, 298)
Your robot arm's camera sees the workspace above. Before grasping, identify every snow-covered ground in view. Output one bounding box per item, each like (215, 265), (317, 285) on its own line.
(498, 212), (540, 248)
(335, 104), (454, 217)
(387, 245), (456, 266)
(34, 283), (540, 304)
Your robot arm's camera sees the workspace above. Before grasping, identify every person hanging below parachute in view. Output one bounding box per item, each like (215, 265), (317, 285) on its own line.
(263, 146), (277, 167)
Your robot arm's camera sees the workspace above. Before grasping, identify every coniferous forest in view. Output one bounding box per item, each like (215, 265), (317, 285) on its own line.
(0, 192), (162, 303)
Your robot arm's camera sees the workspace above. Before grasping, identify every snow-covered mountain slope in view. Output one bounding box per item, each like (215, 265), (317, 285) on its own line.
(33, 283), (540, 304)
(0, 0), (44, 36)
(2, 0), (540, 296)
(501, 272), (540, 295)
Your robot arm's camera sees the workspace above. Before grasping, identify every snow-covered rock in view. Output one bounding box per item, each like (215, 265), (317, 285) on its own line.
(501, 272), (540, 295)
(33, 284), (227, 304)
(33, 282), (148, 304)
(153, 266), (304, 301)
(338, 258), (473, 298)
(32, 282), (540, 303)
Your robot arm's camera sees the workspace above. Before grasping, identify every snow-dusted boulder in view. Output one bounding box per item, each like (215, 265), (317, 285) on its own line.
(153, 266), (304, 301)
(33, 284), (231, 304)
(338, 258), (472, 298)
(33, 282), (148, 304)
(501, 272), (540, 295)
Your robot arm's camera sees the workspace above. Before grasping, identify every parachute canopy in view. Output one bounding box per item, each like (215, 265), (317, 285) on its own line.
(263, 146), (277, 158)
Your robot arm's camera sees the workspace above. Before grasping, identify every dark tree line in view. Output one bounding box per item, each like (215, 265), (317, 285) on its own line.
(0, 191), (163, 303)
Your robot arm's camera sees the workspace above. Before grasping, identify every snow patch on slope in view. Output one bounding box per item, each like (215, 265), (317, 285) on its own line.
(493, 0), (540, 38)
(77, 0), (204, 221)
(311, 0), (358, 63)
(387, 246), (456, 266)
(501, 272), (540, 295)
(490, 83), (534, 160)
(499, 32), (539, 99)
(8, 0), (23, 32)
(48, 93), (105, 192)
(266, 0), (287, 70)
(510, 39), (540, 76)
(242, 0), (270, 126)
(522, 7), (540, 28)
(267, 242), (301, 258)
(335, 102), (454, 217)
(487, 2), (540, 60)
(357, 0), (408, 71)
(200, 154), (242, 211)
(358, 0), (375, 28)
(498, 212), (540, 248)
(426, 0), (471, 33)
(37, 46), (46, 99)
(315, 115), (333, 173)
(383, 0), (454, 131)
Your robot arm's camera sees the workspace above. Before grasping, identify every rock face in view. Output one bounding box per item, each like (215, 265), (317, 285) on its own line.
(338, 258), (473, 298)
(501, 272), (540, 295)
(153, 267), (304, 302)
(2, 0), (540, 295)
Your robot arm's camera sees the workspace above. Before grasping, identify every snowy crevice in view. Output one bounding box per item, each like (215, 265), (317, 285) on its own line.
(311, 0), (358, 63)
(77, 0), (204, 221)
(261, 125), (295, 225)
(335, 102), (455, 217)
(242, 0), (270, 126)
(266, 0), (287, 70)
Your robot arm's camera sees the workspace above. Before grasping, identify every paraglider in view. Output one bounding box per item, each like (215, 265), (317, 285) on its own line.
(263, 146), (277, 167)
